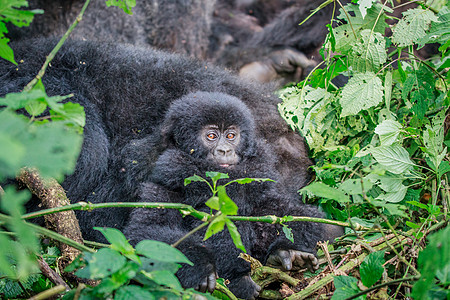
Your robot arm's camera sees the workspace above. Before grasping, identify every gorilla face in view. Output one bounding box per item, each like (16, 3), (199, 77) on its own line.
(201, 124), (241, 168)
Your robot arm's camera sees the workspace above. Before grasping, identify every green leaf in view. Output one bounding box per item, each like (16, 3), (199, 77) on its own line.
(204, 214), (226, 240)
(217, 185), (238, 215)
(412, 225), (450, 299)
(375, 120), (402, 146)
(114, 285), (155, 300)
(349, 30), (386, 72)
(360, 251), (385, 288)
(135, 240), (193, 266)
(417, 7), (450, 47)
(376, 186), (407, 203)
(205, 171), (229, 182)
(105, 0), (136, 15)
(225, 219), (246, 253)
(370, 144), (414, 174)
(205, 196), (220, 210)
(94, 227), (139, 262)
(282, 225), (294, 243)
(231, 177), (275, 184)
(339, 178), (373, 195)
(75, 248), (126, 279)
(331, 276), (362, 300)
(358, 0), (377, 19)
(392, 8), (439, 47)
(184, 174), (207, 186)
(300, 182), (349, 203)
(141, 270), (182, 290)
(340, 72), (383, 117)
(438, 161), (450, 179)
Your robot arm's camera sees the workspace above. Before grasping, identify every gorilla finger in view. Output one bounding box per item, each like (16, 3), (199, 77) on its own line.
(207, 272), (217, 293)
(197, 278), (208, 293)
(267, 249), (292, 270)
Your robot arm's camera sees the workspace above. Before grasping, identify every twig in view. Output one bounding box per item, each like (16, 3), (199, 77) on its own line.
(0, 213), (95, 253)
(215, 283), (238, 300)
(345, 275), (420, 300)
(28, 285), (67, 300)
(37, 257), (70, 290)
(22, 201), (357, 229)
(24, 0), (92, 91)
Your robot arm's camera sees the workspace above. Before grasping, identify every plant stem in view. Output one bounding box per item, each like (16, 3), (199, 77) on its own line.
(28, 285), (67, 300)
(0, 213), (95, 253)
(24, 0), (92, 92)
(346, 275), (420, 300)
(22, 201), (357, 229)
(171, 221), (210, 248)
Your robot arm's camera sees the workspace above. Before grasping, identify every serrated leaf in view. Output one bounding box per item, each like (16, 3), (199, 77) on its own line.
(360, 251), (385, 288)
(135, 240), (193, 266)
(301, 182), (349, 203)
(225, 219), (246, 253)
(375, 120), (402, 146)
(340, 72), (383, 117)
(359, 0), (377, 19)
(204, 214), (226, 240)
(418, 8), (450, 47)
(392, 8), (438, 47)
(370, 144), (414, 174)
(438, 161), (450, 179)
(349, 30), (386, 72)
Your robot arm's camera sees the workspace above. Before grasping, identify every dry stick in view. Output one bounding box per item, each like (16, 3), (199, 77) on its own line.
(37, 257), (70, 291)
(17, 168), (84, 268)
(287, 232), (412, 300)
(23, 0), (91, 92)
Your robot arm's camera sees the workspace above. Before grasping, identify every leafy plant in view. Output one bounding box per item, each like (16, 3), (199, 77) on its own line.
(278, 0), (449, 297)
(63, 227), (216, 299)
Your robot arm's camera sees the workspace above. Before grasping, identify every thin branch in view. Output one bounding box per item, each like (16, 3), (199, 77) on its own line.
(22, 201), (357, 229)
(346, 275), (420, 300)
(28, 285), (67, 300)
(37, 257), (70, 290)
(24, 0), (92, 91)
(0, 213), (95, 253)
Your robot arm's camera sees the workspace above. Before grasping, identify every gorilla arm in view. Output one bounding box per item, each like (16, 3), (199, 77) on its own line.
(123, 182), (217, 293)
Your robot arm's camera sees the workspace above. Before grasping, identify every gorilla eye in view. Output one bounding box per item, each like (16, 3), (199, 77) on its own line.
(207, 132), (217, 140)
(226, 133), (236, 140)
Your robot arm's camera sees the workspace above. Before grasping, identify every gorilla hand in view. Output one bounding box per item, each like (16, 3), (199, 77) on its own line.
(228, 275), (261, 300)
(266, 249), (319, 272)
(176, 245), (217, 293)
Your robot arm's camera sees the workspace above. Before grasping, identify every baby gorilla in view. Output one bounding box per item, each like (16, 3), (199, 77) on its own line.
(123, 92), (339, 299)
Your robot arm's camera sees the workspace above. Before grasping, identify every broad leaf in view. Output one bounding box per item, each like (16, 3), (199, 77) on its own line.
(340, 72), (383, 117)
(75, 248), (126, 279)
(105, 0), (136, 15)
(94, 227), (139, 262)
(360, 251), (385, 288)
(184, 174), (207, 186)
(392, 8), (438, 47)
(375, 120), (402, 146)
(370, 144), (414, 174)
(300, 182), (349, 203)
(135, 240), (193, 266)
(331, 276), (362, 300)
(204, 214), (226, 240)
(217, 185), (238, 215)
(114, 285), (155, 300)
(141, 270), (182, 290)
(349, 30), (386, 72)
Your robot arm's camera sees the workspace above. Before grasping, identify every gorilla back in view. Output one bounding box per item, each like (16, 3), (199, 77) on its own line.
(0, 38), (312, 200)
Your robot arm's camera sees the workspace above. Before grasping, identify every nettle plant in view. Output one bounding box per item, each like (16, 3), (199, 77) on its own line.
(279, 1), (449, 228)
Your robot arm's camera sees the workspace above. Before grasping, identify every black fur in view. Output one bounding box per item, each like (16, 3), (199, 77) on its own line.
(122, 92), (332, 298)
(0, 38), (337, 298)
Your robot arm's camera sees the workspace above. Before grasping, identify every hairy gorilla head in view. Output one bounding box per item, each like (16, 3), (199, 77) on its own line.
(161, 92), (255, 167)
(122, 92), (342, 299)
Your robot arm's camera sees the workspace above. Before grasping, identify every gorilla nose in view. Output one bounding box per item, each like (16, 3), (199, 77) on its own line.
(216, 148), (232, 156)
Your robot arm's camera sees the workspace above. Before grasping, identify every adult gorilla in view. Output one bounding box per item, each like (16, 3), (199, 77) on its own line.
(122, 92), (341, 298)
(0, 38), (332, 298)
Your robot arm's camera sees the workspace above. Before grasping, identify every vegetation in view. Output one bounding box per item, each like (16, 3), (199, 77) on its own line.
(0, 0), (449, 299)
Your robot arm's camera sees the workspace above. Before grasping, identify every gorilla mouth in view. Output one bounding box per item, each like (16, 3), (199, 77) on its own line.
(220, 164), (231, 168)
